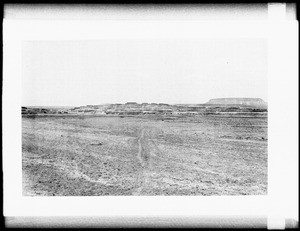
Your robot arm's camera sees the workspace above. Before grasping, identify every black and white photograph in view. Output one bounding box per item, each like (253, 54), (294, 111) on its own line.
(21, 39), (268, 196)
(3, 3), (298, 229)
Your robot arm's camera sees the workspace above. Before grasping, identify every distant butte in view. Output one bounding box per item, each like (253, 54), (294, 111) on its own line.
(206, 98), (267, 107)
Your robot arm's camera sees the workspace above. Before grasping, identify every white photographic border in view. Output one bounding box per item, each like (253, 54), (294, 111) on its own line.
(3, 4), (298, 228)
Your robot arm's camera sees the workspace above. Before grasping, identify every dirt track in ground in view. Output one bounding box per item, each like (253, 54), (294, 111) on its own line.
(22, 115), (268, 196)
(132, 127), (156, 195)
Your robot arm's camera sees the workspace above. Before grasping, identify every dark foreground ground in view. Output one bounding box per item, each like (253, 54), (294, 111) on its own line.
(22, 114), (267, 196)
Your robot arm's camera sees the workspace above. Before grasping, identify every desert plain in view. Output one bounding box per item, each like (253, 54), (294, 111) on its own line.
(22, 112), (267, 196)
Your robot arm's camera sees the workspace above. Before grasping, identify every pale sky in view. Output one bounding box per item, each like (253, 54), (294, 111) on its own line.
(22, 39), (267, 106)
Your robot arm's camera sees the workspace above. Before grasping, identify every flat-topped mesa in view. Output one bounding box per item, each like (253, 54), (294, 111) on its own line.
(125, 102), (138, 105)
(206, 98), (267, 107)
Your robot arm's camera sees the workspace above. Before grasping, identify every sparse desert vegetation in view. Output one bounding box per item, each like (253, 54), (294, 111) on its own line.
(22, 112), (267, 196)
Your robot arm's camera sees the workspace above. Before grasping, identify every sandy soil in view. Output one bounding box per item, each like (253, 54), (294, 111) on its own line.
(22, 115), (267, 196)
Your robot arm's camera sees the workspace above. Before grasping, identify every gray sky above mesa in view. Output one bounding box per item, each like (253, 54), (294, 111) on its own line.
(22, 39), (267, 106)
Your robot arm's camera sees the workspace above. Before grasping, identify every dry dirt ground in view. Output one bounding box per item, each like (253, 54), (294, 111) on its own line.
(22, 115), (267, 196)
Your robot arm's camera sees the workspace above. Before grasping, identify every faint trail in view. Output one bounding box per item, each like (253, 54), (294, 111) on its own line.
(72, 163), (111, 185)
(150, 139), (163, 157)
(51, 161), (115, 186)
(132, 128), (151, 195)
(137, 129), (145, 167)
